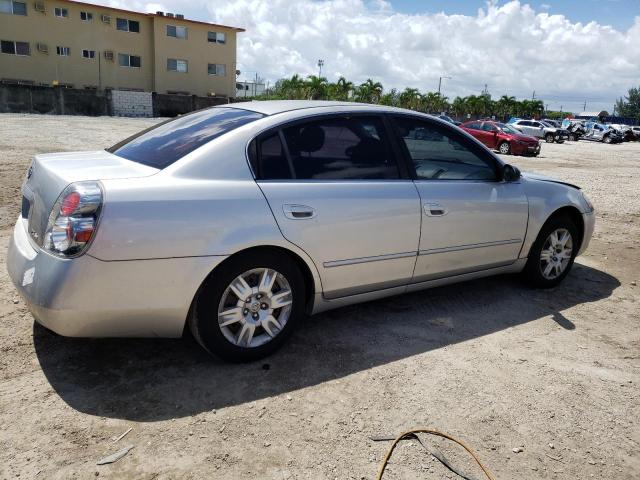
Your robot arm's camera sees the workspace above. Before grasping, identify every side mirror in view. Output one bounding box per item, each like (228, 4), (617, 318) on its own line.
(502, 164), (521, 182)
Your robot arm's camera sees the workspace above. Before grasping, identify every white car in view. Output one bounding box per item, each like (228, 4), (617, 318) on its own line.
(510, 119), (569, 144)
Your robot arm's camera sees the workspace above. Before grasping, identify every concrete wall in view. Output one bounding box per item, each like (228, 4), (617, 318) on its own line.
(0, 84), (232, 117)
(111, 90), (152, 117)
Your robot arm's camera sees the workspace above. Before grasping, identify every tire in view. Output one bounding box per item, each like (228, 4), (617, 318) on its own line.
(189, 250), (305, 362)
(603, 135), (612, 144)
(522, 215), (579, 288)
(569, 134), (578, 142)
(498, 141), (511, 155)
(545, 133), (554, 143)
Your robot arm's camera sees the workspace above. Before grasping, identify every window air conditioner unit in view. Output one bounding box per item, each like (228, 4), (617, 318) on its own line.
(104, 50), (114, 61)
(34, 2), (45, 13)
(101, 14), (111, 23)
(166, 12), (174, 18)
(176, 14), (184, 19)
(36, 43), (48, 54)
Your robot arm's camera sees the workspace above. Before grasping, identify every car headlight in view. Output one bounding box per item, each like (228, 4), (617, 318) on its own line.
(581, 191), (594, 213)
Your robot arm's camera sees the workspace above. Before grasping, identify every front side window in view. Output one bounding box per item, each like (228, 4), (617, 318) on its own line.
(207, 63), (226, 76)
(166, 25), (187, 38)
(254, 116), (400, 180)
(481, 122), (497, 132)
(393, 116), (497, 181)
(108, 107), (265, 169)
(118, 53), (141, 67)
(117, 18), (139, 32)
(167, 58), (187, 72)
(54, 7), (68, 17)
(56, 45), (70, 56)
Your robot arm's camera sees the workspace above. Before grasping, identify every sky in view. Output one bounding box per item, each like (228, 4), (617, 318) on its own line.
(108, 0), (640, 114)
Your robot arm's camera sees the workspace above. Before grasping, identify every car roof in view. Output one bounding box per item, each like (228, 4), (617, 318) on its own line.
(226, 100), (401, 116)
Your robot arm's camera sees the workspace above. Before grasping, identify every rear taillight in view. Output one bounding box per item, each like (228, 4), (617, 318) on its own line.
(43, 181), (103, 257)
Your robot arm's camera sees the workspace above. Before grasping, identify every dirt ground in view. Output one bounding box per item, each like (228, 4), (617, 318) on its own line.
(0, 113), (638, 480)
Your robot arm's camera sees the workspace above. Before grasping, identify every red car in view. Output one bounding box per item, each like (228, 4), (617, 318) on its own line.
(461, 120), (540, 156)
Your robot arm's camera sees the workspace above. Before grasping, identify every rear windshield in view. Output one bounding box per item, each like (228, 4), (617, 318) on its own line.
(107, 107), (264, 169)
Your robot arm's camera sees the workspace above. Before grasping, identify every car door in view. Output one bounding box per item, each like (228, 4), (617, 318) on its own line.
(480, 122), (499, 148)
(390, 114), (528, 282)
(252, 114), (421, 299)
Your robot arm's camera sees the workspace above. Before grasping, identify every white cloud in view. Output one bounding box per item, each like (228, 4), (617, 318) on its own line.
(118, 0), (639, 112)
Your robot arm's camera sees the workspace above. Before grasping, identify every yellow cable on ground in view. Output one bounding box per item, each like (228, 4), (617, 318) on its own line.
(376, 428), (496, 480)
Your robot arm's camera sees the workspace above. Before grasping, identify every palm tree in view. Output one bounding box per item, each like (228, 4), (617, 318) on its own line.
(399, 88), (421, 110)
(496, 95), (516, 120)
(355, 79), (383, 103)
(334, 76), (354, 100)
(304, 75), (328, 100)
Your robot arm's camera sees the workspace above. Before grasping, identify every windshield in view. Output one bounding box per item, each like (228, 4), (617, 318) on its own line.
(108, 107), (265, 169)
(497, 123), (522, 135)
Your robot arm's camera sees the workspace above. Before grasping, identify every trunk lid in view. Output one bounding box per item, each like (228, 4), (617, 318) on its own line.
(22, 150), (158, 246)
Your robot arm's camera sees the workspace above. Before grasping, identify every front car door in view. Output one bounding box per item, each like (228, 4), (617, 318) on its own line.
(480, 122), (499, 149)
(251, 114), (421, 299)
(389, 115), (528, 282)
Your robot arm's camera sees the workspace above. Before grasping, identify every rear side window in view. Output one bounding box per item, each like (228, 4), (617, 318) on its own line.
(109, 108), (264, 169)
(253, 116), (399, 180)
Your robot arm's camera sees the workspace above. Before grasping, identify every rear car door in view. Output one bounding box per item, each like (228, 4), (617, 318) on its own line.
(252, 114), (421, 299)
(390, 115), (528, 281)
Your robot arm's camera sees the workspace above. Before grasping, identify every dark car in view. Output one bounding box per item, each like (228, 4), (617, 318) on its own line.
(461, 120), (541, 156)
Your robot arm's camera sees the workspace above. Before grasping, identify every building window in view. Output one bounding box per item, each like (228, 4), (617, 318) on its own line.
(0, 1), (27, 15)
(56, 46), (70, 56)
(207, 63), (226, 76)
(116, 18), (140, 33)
(82, 49), (95, 59)
(166, 25), (187, 39)
(167, 58), (188, 73)
(1, 40), (30, 55)
(80, 11), (93, 21)
(207, 31), (226, 44)
(54, 7), (68, 17)
(118, 53), (141, 68)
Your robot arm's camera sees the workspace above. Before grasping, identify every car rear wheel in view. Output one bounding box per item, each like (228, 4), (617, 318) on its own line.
(545, 133), (554, 143)
(569, 134), (579, 141)
(190, 250), (305, 362)
(498, 141), (511, 155)
(603, 135), (612, 144)
(522, 215), (579, 288)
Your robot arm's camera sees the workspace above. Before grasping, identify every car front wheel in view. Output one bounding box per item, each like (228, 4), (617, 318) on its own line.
(545, 133), (554, 143)
(190, 250), (305, 362)
(498, 141), (511, 155)
(523, 215), (579, 288)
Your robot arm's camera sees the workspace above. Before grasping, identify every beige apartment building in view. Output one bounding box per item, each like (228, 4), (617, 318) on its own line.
(0, 0), (244, 97)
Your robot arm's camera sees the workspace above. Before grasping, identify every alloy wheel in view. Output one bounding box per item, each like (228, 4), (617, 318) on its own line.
(499, 142), (510, 154)
(217, 268), (293, 348)
(539, 228), (573, 280)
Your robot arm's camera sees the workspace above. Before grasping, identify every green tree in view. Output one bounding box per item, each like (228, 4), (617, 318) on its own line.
(304, 75), (328, 100)
(615, 86), (640, 120)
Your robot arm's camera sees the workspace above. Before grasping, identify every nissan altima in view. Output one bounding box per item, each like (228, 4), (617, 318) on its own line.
(7, 101), (595, 361)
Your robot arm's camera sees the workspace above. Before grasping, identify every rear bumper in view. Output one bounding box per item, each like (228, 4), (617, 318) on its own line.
(7, 217), (227, 337)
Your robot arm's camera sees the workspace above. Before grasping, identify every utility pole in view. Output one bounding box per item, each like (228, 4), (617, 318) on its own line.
(583, 100), (587, 112)
(437, 76), (451, 96)
(532, 90), (536, 100)
(317, 59), (324, 78)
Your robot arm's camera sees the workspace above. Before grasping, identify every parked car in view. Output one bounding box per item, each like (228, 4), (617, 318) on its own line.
(542, 119), (562, 128)
(7, 101), (595, 361)
(561, 119), (586, 141)
(631, 126), (640, 140)
(461, 120), (540, 156)
(606, 124), (634, 142)
(510, 119), (569, 143)
(582, 122), (624, 143)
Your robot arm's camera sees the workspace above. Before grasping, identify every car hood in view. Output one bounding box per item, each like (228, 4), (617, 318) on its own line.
(521, 171), (580, 190)
(508, 132), (538, 142)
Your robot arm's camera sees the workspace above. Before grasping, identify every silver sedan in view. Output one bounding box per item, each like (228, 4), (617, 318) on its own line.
(7, 101), (595, 361)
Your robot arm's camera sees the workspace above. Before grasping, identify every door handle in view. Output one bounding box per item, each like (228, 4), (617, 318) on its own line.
(424, 203), (448, 217)
(283, 204), (316, 219)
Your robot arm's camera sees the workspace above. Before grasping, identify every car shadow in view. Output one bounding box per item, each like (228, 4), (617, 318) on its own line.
(33, 263), (619, 421)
